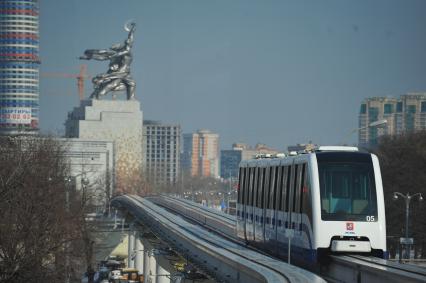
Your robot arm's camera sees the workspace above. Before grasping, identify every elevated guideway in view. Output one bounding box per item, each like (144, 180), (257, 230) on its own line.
(152, 194), (237, 238)
(326, 254), (426, 283)
(111, 195), (325, 283)
(157, 194), (426, 283)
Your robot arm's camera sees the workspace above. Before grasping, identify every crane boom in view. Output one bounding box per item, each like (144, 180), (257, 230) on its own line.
(41, 65), (91, 100)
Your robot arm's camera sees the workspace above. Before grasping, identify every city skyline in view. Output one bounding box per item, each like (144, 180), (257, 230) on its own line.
(39, 0), (426, 150)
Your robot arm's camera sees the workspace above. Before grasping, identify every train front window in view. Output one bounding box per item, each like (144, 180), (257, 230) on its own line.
(318, 153), (377, 221)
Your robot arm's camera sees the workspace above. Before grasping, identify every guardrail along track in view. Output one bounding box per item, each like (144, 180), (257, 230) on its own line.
(151, 195), (236, 238)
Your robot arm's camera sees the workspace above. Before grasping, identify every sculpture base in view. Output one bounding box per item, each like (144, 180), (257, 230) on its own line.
(65, 99), (143, 194)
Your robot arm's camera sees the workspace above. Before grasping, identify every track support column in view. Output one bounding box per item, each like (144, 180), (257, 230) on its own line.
(127, 224), (135, 268)
(156, 263), (170, 283)
(134, 232), (144, 274)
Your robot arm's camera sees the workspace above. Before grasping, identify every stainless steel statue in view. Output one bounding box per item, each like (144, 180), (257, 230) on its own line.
(80, 21), (136, 100)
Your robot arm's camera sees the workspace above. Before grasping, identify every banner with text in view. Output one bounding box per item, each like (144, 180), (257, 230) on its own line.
(0, 107), (32, 125)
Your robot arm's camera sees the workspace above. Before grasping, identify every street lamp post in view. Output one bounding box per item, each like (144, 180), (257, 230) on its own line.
(393, 192), (423, 259)
(344, 119), (387, 145)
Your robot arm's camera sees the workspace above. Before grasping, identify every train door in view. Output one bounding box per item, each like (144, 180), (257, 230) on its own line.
(265, 166), (276, 253)
(277, 165), (289, 259)
(237, 167), (246, 239)
(254, 167), (265, 244)
(245, 167), (255, 242)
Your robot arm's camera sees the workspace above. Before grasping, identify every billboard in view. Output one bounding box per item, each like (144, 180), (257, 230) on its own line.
(0, 107), (32, 125)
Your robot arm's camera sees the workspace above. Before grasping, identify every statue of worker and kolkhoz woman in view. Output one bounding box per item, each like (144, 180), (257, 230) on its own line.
(80, 21), (136, 100)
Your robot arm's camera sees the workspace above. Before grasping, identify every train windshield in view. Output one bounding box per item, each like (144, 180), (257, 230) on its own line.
(317, 152), (377, 221)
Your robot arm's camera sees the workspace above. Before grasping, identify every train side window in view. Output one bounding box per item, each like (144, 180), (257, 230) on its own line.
(273, 167), (279, 210)
(293, 165), (299, 213)
(299, 164), (306, 213)
(242, 167), (248, 205)
(263, 167), (268, 209)
(252, 167), (259, 207)
(281, 166), (288, 211)
(254, 167), (259, 208)
(294, 164), (303, 213)
(268, 167), (275, 209)
(248, 167), (254, 206)
(258, 167), (265, 208)
(286, 166), (292, 212)
(294, 164), (299, 213)
(238, 167), (244, 204)
(243, 168), (249, 205)
(275, 166), (282, 211)
(264, 167), (270, 209)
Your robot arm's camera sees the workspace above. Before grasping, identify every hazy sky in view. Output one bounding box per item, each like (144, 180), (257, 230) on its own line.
(39, 0), (426, 150)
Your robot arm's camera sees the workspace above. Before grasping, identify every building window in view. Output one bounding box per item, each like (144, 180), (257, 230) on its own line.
(407, 105), (416, 114)
(360, 104), (366, 114)
(396, 102), (403, 113)
(421, 101), (426, 113)
(384, 104), (393, 114)
(368, 107), (378, 117)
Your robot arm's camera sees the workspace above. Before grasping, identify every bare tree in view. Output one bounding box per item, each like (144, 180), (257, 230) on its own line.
(0, 136), (94, 282)
(374, 131), (426, 258)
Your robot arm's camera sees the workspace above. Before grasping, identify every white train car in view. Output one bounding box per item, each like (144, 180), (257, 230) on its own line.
(236, 146), (387, 267)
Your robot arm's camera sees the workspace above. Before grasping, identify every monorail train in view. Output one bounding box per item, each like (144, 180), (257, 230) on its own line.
(236, 146), (388, 268)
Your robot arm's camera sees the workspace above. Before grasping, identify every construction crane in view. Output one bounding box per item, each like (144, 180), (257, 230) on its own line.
(41, 65), (92, 100)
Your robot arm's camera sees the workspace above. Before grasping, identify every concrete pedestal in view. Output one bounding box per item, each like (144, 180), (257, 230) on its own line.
(65, 99), (143, 193)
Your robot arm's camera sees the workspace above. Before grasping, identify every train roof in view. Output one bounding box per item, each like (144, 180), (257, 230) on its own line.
(239, 146), (371, 167)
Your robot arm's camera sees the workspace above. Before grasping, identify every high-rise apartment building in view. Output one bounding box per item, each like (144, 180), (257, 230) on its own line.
(182, 129), (219, 178)
(359, 93), (426, 147)
(143, 120), (181, 185)
(0, 0), (40, 135)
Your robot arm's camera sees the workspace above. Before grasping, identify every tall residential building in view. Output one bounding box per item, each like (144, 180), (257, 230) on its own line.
(182, 129), (219, 178)
(359, 93), (426, 147)
(143, 120), (181, 185)
(220, 143), (279, 179)
(0, 0), (40, 135)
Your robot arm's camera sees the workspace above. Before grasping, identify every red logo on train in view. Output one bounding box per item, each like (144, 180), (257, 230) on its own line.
(346, 222), (354, 231)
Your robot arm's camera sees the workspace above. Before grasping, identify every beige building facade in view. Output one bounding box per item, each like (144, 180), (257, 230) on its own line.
(65, 99), (143, 194)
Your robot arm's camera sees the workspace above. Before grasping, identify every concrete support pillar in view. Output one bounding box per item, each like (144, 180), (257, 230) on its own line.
(143, 248), (150, 283)
(127, 226), (135, 268)
(134, 233), (144, 274)
(156, 264), (170, 283)
(149, 254), (157, 283)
